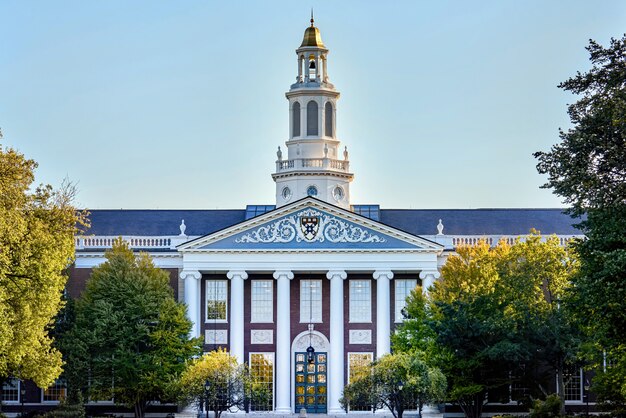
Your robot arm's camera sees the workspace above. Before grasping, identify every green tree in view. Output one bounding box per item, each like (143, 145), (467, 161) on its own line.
(63, 239), (201, 418)
(0, 142), (86, 390)
(340, 353), (446, 418)
(535, 35), (626, 414)
(178, 348), (269, 418)
(403, 236), (579, 418)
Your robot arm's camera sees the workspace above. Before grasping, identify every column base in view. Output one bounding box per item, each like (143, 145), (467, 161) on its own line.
(274, 407), (292, 414)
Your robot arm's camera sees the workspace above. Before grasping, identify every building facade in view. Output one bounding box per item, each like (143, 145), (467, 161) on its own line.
(7, 18), (589, 417)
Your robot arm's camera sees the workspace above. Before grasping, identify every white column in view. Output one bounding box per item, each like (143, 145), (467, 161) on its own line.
(373, 270), (393, 359)
(227, 270), (247, 364)
(180, 269), (202, 338)
(274, 270), (294, 414)
(419, 270), (441, 294)
(327, 269), (347, 414)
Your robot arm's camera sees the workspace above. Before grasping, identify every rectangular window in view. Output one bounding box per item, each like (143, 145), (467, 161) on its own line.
(251, 280), (273, 323)
(563, 366), (583, 402)
(206, 280), (228, 321)
(395, 279), (417, 322)
(348, 353), (374, 412)
(2, 378), (19, 403)
(349, 280), (371, 322)
(249, 353), (274, 412)
(300, 280), (322, 323)
(43, 379), (66, 403)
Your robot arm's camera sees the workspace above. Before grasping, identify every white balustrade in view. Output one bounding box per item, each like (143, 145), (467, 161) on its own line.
(75, 235), (196, 250)
(275, 157), (350, 173)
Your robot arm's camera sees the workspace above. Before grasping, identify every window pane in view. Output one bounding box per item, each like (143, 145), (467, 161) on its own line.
(348, 353), (373, 411)
(292, 102), (301, 137)
(307, 101), (318, 136)
(563, 366), (582, 401)
(250, 353), (274, 411)
(206, 280), (227, 321)
(349, 280), (371, 322)
(300, 280), (322, 322)
(43, 379), (66, 402)
(2, 378), (19, 402)
(251, 280), (273, 322)
(395, 279), (417, 322)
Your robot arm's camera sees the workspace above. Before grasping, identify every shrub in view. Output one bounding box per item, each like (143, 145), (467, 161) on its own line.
(530, 394), (562, 418)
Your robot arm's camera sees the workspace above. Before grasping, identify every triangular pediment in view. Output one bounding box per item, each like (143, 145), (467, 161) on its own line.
(178, 198), (443, 252)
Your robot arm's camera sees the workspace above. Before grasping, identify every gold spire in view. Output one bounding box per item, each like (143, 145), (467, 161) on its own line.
(300, 12), (325, 48)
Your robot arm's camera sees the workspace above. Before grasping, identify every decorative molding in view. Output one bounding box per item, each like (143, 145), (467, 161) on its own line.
(180, 269), (202, 281)
(373, 270), (394, 280)
(419, 270), (441, 279)
(293, 332), (329, 351)
(205, 330), (228, 345)
(349, 329), (372, 345)
(235, 208), (386, 244)
(251, 330), (274, 345)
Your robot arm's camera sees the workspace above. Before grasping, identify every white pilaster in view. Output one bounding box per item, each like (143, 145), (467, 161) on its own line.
(327, 269), (347, 414)
(373, 270), (393, 359)
(419, 270), (441, 294)
(273, 270), (294, 414)
(227, 270), (248, 363)
(180, 269), (202, 338)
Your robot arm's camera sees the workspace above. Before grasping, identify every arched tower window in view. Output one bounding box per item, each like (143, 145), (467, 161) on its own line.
(324, 102), (333, 138)
(292, 102), (301, 137)
(307, 101), (318, 136)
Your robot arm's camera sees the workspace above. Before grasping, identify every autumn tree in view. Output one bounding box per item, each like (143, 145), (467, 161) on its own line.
(177, 348), (270, 418)
(535, 35), (626, 414)
(394, 235), (579, 418)
(63, 240), (202, 418)
(340, 353), (446, 418)
(0, 142), (86, 390)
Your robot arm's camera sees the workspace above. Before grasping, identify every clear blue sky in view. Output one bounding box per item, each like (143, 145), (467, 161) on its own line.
(1, 1), (624, 209)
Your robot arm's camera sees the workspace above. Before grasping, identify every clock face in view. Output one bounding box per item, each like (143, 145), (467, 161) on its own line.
(282, 187), (292, 201)
(306, 185), (318, 197)
(332, 186), (344, 201)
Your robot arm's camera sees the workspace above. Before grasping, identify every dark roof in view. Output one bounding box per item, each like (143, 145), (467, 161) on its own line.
(83, 210), (246, 236)
(82, 207), (582, 237)
(380, 209), (582, 236)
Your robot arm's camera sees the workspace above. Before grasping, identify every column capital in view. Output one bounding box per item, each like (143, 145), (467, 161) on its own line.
(419, 270), (441, 279)
(180, 269), (201, 281)
(326, 270), (347, 280)
(273, 270), (294, 280)
(373, 270), (394, 280)
(227, 270), (248, 280)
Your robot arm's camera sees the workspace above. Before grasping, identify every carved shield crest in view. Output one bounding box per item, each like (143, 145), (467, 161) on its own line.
(300, 216), (320, 241)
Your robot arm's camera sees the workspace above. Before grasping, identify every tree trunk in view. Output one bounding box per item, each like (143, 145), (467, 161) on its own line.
(556, 366), (566, 416)
(134, 399), (147, 418)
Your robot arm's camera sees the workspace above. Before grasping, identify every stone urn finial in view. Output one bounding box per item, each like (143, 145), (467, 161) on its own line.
(343, 146), (349, 160)
(437, 219), (444, 235)
(276, 146), (283, 161)
(179, 219), (187, 236)
(324, 143), (329, 157)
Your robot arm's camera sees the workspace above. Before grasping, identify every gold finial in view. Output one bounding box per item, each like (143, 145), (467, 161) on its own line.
(310, 8), (314, 26)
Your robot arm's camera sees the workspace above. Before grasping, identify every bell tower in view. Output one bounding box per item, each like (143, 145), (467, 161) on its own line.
(272, 15), (354, 209)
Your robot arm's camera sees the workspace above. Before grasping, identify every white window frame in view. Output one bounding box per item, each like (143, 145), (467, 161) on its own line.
(2, 378), (20, 404)
(251, 280), (274, 323)
(249, 352), (275, 412)
(559, 367), (584, 403)
(205, 280), (228, 323)
(394, 279), (417, 323)
(300, 280), (322, 323)
(349, 280), (372, 323)
(41, 378), (67, 404)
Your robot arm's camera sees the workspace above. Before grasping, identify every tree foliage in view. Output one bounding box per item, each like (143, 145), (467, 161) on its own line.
(177, 348), (270, 418)
(0, 143), (87, 388)
(394, 234), (579, 418)
(340, 353), (446, 418)
(535, 35), (626, 414)
(62, 240), (202, 418)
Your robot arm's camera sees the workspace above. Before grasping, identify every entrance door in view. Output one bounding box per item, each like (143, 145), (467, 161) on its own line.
(295, 352), (327, 413)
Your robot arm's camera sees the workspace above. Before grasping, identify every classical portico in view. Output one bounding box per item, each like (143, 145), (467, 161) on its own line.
(177, 197), (444, 413)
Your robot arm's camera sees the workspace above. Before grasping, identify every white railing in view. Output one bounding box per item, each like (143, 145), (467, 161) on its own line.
(276, 158), (350, 173)
(75, 235), (191, 250)
(423, 234), (584, 250)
